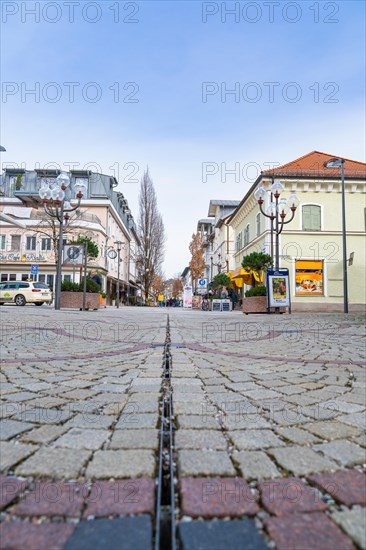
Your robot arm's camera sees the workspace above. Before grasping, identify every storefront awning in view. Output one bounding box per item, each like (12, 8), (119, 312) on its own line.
(229, 267), (264, 287)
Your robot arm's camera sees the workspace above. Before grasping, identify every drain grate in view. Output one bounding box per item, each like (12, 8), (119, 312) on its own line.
(155, 315), (176, 550)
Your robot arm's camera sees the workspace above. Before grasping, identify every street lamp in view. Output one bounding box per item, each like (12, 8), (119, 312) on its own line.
(114, 241), (123, 308)
(39, 172), (87, 310)
(210, 252), (228, 276)
(254, 180), (299, 270)
(323, 158), (348, 313)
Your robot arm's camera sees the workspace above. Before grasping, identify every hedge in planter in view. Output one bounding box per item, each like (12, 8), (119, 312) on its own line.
(60, 278), (100, 309)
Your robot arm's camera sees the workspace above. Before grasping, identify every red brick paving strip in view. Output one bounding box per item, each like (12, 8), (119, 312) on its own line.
(0, 475), (28, 511)
(11, 481), (85, 517)
(308, 469), (366, 506)
(259, 477), (327, 516)
(84, 478), (155, 518)
(265, 512), (355, 550)
(180, 477), (259, 518)
(0, 522), (75, 550)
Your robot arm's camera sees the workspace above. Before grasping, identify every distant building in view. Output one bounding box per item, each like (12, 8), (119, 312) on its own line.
(229, 151), (366, 311)
(0, 168), (141, 305)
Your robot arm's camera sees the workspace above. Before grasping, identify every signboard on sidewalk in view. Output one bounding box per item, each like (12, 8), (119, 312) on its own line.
(267, 269), (290, 308)
(183, 285), (193, 308)
(63, 245), (84, 266)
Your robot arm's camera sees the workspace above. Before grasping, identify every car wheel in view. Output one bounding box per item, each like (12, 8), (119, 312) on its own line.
(35, 302), (44, 306)
(15, 294), (26, 306)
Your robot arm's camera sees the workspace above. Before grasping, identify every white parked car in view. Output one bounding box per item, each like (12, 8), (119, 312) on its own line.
(0, 281), (52, 306)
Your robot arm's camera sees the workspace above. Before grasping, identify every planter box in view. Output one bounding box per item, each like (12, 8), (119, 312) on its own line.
(60, 292), (100, 310)
(243, 296), (286, 314)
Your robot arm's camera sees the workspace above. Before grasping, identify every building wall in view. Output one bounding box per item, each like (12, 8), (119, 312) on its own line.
(229, 177), (366, 311)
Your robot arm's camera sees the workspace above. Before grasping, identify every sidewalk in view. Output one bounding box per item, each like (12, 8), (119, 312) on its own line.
(0, 307), (365, 549)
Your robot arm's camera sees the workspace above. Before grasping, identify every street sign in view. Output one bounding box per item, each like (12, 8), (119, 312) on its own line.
(198, 278), (207, 288)
(63, 245), (84, 266)
(31, 264), (38, 275)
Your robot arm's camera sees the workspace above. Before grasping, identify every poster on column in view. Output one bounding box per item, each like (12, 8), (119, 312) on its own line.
(183, 285), (193, 308)
(267, 269), (290, 308)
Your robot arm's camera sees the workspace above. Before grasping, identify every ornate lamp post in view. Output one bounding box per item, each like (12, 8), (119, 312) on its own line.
(323, 158), (348, 313)
(210, 252), (228, 277)
(254, 180), (300, 270)
(38, 172), (87, 310)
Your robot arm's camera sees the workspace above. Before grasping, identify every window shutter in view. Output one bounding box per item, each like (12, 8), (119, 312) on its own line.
(302, 206), (311, 230)
(311, 206), (321, 230)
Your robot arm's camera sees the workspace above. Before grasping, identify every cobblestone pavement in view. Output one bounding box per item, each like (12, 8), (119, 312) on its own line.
(0, 305), (365, 549)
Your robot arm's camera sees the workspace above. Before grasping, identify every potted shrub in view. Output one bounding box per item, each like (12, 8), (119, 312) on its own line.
(110, 292), (117, 306)
(60, 278), (100, 309)
(101, 292), (107, 308)
(241, 252), (273, 314)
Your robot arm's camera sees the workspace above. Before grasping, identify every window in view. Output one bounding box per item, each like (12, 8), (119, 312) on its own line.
(236, 232), (243, 252)
(1, 274), (8, 282)
(0, 235), (5, 250)
(11, 235), (21, 252)
(302, 205), (321, 231)
(244, 224), (250, 246)
(256, 213), (261, 237)
(41, 238), (52, 251)
(38, 274), (46, 283)
(21, 274), (29, 281)
(26, 236), (36, 251)
(19, 283), (30, 289)
(63, 275), (71, 282)
(34, 283), (48, 289)
(9, 274), (16, 281)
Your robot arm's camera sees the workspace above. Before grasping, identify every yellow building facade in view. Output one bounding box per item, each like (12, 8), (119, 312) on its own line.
(229, 151), (366, 312)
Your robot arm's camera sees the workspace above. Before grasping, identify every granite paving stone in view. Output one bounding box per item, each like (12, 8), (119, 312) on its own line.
(86, 450), (156, 478)
(259, 477), (327, 516)
(233, 451), (281, 480)
(269, 446), (338, 476)
(116, 412), (158, 429)
(178, 450), (236, 476)
(64, 413), (114, 429)
(179, 519), (268, 550)
(308, 469), (366, 505)
(223, 414), (271, 430)
(64, 517), (152, 550)
(12, 407), (73, 424)
(84, 478), (155, 517)
(177, 415), (221, 430)
(265, 512), (355, 550)
(16, 447), (91, 478)
(274, 426), (321, 445)
(54, 428), (110, 450)
(180, 477), (259, 517)
(331, 508), (366, 550)
(175, 429), (227, 450)
(314, 439), (366, 467)
(303, 421), (361, 440)
(109, 429), (159, 449)
(0, 441), (37, 472)
(229, 429), (285, 450)
(0, 419), (34, 440)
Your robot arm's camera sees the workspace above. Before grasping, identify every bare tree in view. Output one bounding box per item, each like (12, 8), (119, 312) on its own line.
(137, 169), (165, 302)
(172, 277), (183, 298)
(189, 232), (205, 291)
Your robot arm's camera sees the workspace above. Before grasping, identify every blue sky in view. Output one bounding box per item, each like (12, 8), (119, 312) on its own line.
(1, 0), (365, 275)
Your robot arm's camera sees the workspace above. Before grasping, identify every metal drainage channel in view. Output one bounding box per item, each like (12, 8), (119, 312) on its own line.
(155, 315), (176, 550)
